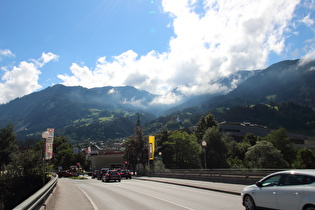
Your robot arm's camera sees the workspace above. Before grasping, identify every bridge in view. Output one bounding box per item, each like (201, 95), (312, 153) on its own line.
(13, 169), (277, 209)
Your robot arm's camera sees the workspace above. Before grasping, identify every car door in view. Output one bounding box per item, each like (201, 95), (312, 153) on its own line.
(254, 174), (281, 209)
(276, 174), (304, 210)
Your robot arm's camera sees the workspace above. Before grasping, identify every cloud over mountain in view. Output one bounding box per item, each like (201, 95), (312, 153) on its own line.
(57, 0), (306, 104)
(0, 0), (314, 105)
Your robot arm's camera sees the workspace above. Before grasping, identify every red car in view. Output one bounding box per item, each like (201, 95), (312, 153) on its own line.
(102, 170), (121, 182)
(57, 171), (73, 178)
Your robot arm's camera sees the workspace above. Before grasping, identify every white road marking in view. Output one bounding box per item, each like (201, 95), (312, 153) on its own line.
(76, 185), (99, 210)
(117, 183), (195, 210)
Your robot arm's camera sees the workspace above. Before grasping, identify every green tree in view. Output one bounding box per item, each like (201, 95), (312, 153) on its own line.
(202, 127), (229, 168)
(53, 136), (74, 170)
(11, 148), (43, 176)
(155, 129), (173, 169)
(134, 126), (149, 170)
(168, 130), (201, 169)
(292, 148), (315, 169)
(123, 116), (148, 172)
(123, 137), (139, 173)
(265, 128), (296, 166)
(194, 114), (218, 143)
(245, 140), (289, 168)
(226, 140), (250, 168)
(243, 133), (260, 146)
(0, 124), (17, 172)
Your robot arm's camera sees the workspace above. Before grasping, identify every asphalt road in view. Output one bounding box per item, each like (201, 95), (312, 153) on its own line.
(55, 177), (245, 210)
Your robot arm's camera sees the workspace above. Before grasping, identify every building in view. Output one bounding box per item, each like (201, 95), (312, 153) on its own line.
(218, 121), (312, 149)
(219, 121), (271, 141)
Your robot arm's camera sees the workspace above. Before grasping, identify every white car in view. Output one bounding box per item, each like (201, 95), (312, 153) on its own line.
(241, 170), (315, 210)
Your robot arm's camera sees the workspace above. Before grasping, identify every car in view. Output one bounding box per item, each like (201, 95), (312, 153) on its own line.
(97, 168), (109, 180)
(92, 169), (99, 179)
(120, 170), (132, 179)
(241, 169), (315, 210)
(57, 171), (73, 178)
(102, 170), (121, 182)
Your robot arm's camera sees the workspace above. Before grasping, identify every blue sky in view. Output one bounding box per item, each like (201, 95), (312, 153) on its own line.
(0, 0), (314, 105)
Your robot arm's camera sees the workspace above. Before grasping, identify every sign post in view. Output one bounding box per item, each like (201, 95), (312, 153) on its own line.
(42, 128), (54, 185)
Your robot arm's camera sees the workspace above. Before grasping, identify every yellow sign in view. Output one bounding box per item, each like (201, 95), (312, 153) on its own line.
(149, 136), (155, 160)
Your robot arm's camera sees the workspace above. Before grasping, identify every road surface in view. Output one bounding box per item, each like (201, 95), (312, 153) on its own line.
(55, 177), (244, 210)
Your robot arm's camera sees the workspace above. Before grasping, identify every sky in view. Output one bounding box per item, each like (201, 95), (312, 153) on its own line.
(0, 0), (315, 105)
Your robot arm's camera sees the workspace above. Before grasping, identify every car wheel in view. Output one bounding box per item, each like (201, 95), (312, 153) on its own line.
(304, 205), (315, 210)
(118, 179), (121, 182)
(243, 195), (256, 210)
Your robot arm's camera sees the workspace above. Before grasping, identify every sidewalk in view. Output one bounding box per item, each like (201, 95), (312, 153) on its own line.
(133, 176), (246, 195)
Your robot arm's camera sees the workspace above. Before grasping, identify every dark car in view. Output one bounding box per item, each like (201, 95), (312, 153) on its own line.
(102, 170), (121, 182)
(57, 171), (73, 178)
(92, 169), (99, 179)
(97, 168), (109, 180)
(120, 170), (132, 179)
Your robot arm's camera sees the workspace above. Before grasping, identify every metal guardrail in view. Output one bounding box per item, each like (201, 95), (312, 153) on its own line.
(13, 175), (58, 210)
(148, 169), (283, 185)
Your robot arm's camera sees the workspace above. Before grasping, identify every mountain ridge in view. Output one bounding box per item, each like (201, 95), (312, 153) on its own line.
(0, 59), (314, 142)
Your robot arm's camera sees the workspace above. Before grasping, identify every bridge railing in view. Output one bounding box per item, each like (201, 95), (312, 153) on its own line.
(13, 175), (58, 210)
(147, 169), (282, 185)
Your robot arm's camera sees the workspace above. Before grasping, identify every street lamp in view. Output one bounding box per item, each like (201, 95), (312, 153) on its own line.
(202, 141), (207, 170)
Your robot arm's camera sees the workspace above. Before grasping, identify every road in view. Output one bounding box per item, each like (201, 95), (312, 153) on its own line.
(55, 177), (244, 210)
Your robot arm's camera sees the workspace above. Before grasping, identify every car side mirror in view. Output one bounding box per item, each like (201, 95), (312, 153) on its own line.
(256, 181), (262, 187)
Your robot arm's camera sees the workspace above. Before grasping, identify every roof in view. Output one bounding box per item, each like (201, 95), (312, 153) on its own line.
(271, 169), (315, 177)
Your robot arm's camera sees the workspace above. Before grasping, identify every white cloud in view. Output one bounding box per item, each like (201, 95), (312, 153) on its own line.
(149, 92), (183, 105)
(301, 14), (314, 27)
(31, 52), (59, 68)
(0, 52), (58, 104)
(299, 50), (315, 66)
(0, 49), (15, 60)
(0, 49), (15, 57)
(58, 0), (301, 104)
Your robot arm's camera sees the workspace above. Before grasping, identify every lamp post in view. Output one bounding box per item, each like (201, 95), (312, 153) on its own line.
(202, 141), (207, 170)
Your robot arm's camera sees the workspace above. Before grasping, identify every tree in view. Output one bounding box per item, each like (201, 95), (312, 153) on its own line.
(226, 140), (250, 168)
(123, 115), (148, 172)
(53, 136), (74, 170)
(155, 129), (173, 168)
(202, 127), (228, 168)
(245, 140), (289, 168)
(0, 124), (17, 172)
(265, 128), (296, 166)
(134, 126), (149, 171)
(11, 148), (43, 176)
(123, 137), (138, 173)
(168, 130), (201, 169)
(194, 114), (218, 143)
(243, 133), (260, 146)
(292, 148), (315, 169)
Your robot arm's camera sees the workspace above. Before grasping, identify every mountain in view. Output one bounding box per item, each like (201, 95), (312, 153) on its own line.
(0, 59), (314, 142)
(148, 59), (315, 135)
(197, 59), (315, 110)
(0, 85), (158, 140)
